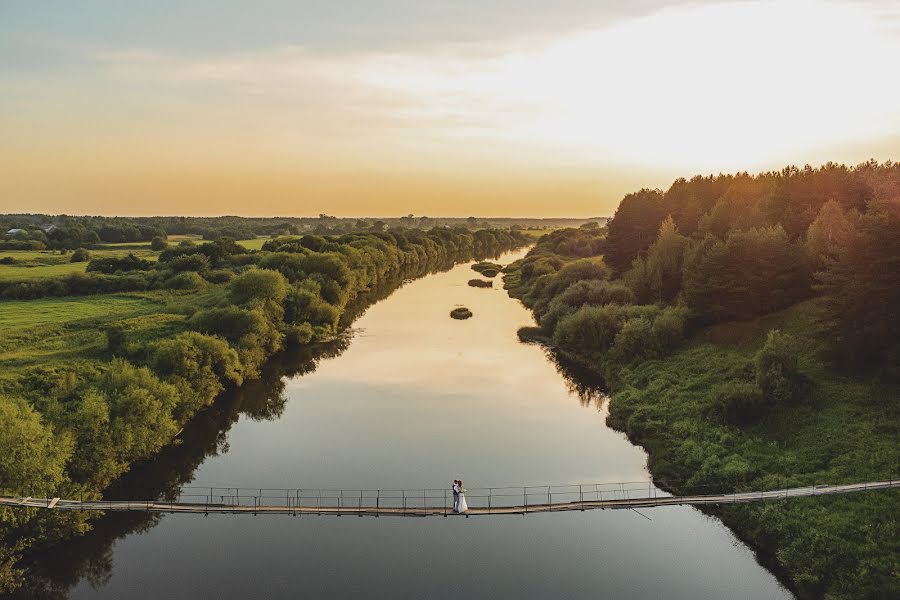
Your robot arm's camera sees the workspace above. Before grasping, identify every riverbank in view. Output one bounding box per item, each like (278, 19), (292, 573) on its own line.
(0, 229), (528, 592)
(503, 238), (899, 599)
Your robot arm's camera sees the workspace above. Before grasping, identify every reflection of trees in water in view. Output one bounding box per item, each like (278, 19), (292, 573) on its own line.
(10, 249), (509, 599)
(543, 348), (609, 410)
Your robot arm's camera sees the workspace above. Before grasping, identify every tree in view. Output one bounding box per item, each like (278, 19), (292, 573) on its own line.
(816, 204), (900, 371)
(644, 216), (689, 302)
(69, 248), (91, 262)
(605, 189), (666, 272)
(755, 330), (799, 404)
(805, 199), (856, 268)
(150, 236), (168, 251)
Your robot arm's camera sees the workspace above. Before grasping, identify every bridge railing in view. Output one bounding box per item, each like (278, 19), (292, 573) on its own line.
(163, 481), (674, 513)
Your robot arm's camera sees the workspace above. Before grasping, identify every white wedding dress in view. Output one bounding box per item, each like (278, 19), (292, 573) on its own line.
(457, 490), (468, 513)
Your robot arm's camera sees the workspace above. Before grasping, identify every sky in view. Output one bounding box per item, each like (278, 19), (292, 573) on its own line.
(1, 0), (899, 217)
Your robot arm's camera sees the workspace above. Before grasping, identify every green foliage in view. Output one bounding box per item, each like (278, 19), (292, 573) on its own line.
(105, 324), (127, 356)
(712, 381), (766, 424)
(228, 268), (288, 313)
(92, 359), (179, 460)
(683, 227), (809, 322)
(754, 329), (799, 404)
(553, 305), (622, 358)
(150, 236), (168, 251)
(69, 248), (91, 263)
(605, 188), (666, 272)
(152, 332), (243, 419)
(815, 204), (900, 373)
(0, 395), (72, 491)
(163, 271), (206, 290)
(86, 253), (153, 274)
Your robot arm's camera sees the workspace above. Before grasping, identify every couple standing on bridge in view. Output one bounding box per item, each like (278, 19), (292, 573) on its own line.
(452, 480), (468, 513)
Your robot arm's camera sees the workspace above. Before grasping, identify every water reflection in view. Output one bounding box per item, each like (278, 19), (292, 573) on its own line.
(8, 247), (791, 600)
(7, 251), (512, 599)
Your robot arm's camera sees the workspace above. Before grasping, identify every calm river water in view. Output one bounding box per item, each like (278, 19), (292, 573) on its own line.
(62, 247), (789, 599)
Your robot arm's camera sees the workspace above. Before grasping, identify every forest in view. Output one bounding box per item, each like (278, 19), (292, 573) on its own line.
(0, 214), (596, 250)
(504, 161), (899, 599)
(0, 226), (528, 592)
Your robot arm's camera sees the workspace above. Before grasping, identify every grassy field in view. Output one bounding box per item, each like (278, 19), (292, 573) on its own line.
(605, 300), (899, 597)
(0, 287), (226, 391)
(0, 247), (159, 281)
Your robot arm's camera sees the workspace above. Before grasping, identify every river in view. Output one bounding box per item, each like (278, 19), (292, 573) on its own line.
(54, 247), (789, 599)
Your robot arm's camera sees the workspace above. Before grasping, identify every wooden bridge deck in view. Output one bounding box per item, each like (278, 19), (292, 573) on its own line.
(1, 480), (896, 517)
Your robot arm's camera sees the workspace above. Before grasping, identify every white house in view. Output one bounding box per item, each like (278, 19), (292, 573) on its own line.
(40, 223), (58, 233)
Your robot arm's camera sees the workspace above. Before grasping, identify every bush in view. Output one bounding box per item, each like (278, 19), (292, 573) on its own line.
(712, 382), (766, 424)
(467, 279), (492, 288)
(229, 269), (289, 312)
(70, 248), (91, 262)
(92, 359), (179, 460)
(755, 329), (799, 404)
(610, 316), (655, 362)
(151, 236), (168, 251)
(651, 307), (687, 353)
(553, 305), (622, 358)
(283, 287), (340, 330)
(0, 257), (15, 265)
(555, 279), (634, 309)
(202, 269), (234, 284)
(106, 324), (127, 356)
(166, 253), (209, 273)
(152, 332), (243, 419)
(86, 254), (153, 274)
(163, 271), (206, 290)
(450, 307), (473, 319)
(190, 306), (266, 342)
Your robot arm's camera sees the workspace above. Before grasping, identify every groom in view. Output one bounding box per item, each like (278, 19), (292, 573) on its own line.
(452, 480), (460, 512)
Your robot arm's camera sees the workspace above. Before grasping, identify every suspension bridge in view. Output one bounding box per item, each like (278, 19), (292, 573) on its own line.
(1, 479), (896, 517)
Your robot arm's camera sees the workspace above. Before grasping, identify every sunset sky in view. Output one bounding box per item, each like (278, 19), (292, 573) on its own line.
(2, 0), (899, 217)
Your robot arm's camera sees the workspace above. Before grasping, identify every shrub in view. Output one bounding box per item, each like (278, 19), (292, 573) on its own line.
(163, 271), (206, 290)
(106, 324), (127, 356)
(283, 286), (340, 330)
(151, 236), (168, 251)
(92, 359), (179, 460)
(472, 261), (502, 273)
(166, 253), (209, 273)
(651, 306), (687, 353)
(450, 307), (473, 319)
(610, 316), (655, 362)
(0, 257), (15, 265)
(229, 268), (289, 312)
(755, 329), (799, 404)
(153, 332), (243, 419)
(202, 269), (234, 284)
(467, 279), (492, 288)
(553, 305), (622, 358)
(70, 248), (91, 262)
(190, 306), (266, 342)
(712, 382), (766, 424)
(556, 279), (634, 309)
(86, 254), (153, 274)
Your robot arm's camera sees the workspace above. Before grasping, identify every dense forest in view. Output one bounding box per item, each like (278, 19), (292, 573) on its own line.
(0, 226), (528, 592)
(505, 161), (899, 599)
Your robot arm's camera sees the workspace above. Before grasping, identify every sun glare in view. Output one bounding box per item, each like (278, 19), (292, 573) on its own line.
(353, 0), (900, 171)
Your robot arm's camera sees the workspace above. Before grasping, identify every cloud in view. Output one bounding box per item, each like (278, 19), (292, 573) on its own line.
(48, 0), (900, 171)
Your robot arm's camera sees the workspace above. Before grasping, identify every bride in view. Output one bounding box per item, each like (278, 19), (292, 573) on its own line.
(456, 480), (468, 513)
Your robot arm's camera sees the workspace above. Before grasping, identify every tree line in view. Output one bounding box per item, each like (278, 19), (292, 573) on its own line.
(0, 226), (527, 591)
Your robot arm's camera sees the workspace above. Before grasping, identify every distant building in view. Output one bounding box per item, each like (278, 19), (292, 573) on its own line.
(40, 223), (58, 233)
(5, 228), (26, 236)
